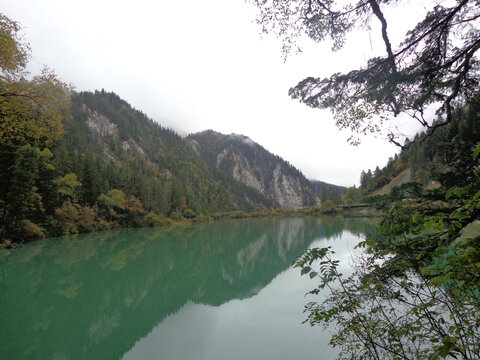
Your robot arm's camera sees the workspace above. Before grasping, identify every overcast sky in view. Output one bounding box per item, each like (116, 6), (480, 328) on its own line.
(1, 0), (430, 186)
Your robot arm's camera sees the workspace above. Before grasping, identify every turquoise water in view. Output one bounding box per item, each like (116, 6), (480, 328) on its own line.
(0, 217), (373, 360)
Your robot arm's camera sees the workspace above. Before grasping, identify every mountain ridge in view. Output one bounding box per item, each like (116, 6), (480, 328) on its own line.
(66, 91), (277, 213)
(187, 130), (320, 209)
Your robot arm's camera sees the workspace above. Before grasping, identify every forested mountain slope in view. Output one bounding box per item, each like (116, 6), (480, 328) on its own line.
(187, 130), (320, 209)
(62, 91), (276, 213)
(309, 180), (346, 204)
(357, 93), (480, 196)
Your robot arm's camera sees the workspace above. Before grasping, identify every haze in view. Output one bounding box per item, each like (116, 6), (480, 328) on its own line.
(1, 0), (429, 186)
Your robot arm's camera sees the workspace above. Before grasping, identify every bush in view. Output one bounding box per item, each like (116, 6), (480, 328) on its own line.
(182, 208), (197, 219)
(145, 211), (174, 226)
(53, 202), (80, 235)
(194, 215), (213, 223)
(228, 210), (250, 219)
(76, 205), (97, 232)
(21, 219), (46, 241)
(251, 210), (270, 217)
(168, 211), (184, 221)
(320, 200), (337, 214)
(53, 203), (99, 235)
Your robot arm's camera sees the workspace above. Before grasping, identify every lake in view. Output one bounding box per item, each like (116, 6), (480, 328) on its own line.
(0, 216), (375, 360)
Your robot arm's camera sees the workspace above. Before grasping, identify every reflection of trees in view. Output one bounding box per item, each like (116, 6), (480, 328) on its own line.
(316, 216), (377, 240)
(1, 218), (337, 360)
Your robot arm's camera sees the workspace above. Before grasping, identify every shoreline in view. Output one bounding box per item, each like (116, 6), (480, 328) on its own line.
(1, 207), (381, 249)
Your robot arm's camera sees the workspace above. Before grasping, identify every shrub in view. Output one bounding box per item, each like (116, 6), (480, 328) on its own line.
(145, 211), (173, 226)
(168, 211), (184, 221)
(320, 200), (337, 214)
(182, 208), (197, 219)
(21, 219), (46, 241)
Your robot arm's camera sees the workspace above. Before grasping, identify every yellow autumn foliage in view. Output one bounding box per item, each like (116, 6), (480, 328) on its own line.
(0, 13), (72, 149)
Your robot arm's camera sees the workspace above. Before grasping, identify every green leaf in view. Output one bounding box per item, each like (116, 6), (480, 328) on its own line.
(366, 239), (376, 247)
(301, 266), (312, 275)
(445, 188), (453, 200)
(473, 190), (480, 201)
(474, 143), (480, 159)
(412, 212), (422, 223)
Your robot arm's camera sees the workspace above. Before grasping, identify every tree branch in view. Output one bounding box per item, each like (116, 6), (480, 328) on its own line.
(368, 0), (396, 73)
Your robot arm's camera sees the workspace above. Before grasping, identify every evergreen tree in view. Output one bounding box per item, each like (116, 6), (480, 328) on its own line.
(1, 146), (40, 238)
(80, 152), (100, 206)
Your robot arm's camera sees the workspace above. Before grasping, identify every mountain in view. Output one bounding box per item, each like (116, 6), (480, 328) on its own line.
(309, 179), (347, 201)
(64, 91), (276, 213)
(186, 130), (320, 209)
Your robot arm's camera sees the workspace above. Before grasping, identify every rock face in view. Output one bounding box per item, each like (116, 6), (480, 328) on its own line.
(82, 103), (157, 168)
(187, 130), (320, 209)
(83, 104), (119, 138)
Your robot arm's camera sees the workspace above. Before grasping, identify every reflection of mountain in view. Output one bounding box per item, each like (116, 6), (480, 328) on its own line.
(0, 217), (339, 360)
(194, 218), (312, 305)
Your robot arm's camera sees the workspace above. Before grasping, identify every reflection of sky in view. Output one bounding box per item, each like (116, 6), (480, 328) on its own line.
(122, 231), (362, 360)
(313, 230), (364, 273)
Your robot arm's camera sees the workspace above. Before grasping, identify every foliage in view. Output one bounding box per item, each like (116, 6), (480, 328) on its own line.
(320, 199), (336, 213)
(342, 186), (362, 204)
(359, 91), (480, 195)
(0, 67), (71, 148)
(168, 211), (184, 222)
(289, 24), (480, 350)
(358, 155), (408, 194)
(182, 208), (197, 219)
(144, 211), (174, 227)
(0, 13), (29, 75)
(21, 219), (45, 240)
(320, 186), (342, 204)
(311, 180), (347, 200)
(0, 13), (71, 243)
(0, 12), (71, 149)
(211, 210), (252, 220)
(249, 0), (480, 145)
(0, 145), (43, 239)
(53, 203), (98, 235)
(54, 173), (82, 203)
(106, 189), (127, 210)
(296, 242), (480, 359)
(123, 194), (146, 227)
(295, 138), (480, 358)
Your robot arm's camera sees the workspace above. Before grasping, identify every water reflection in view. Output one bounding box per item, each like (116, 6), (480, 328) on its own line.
(0, 216), (374, 360)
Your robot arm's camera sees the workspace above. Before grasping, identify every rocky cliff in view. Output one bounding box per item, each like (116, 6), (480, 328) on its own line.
(187, 130), (320, 209)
